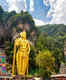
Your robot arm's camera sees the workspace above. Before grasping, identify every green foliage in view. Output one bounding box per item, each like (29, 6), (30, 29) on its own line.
(35, 33), (48, 51)
(0, 6), (4, 22)
(5, 41), (13, 64)
(0, 6), (4, 13)
(38, 24), (66, 40)
(52, 48), (64, 73)
(35, 50), (55, 78)
(35, 32), (64, 74)
(29, 45), (36, 74)
(35, 33), (56, 51)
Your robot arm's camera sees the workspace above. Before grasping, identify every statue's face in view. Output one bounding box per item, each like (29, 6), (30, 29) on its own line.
(20, 31), (26, 40)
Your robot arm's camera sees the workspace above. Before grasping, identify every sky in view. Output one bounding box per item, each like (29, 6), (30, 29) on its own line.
(0, 0), (65, 26)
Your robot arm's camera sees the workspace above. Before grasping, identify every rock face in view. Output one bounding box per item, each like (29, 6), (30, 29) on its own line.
(0, 19), (37, 47)
(0, 24), (7, 47)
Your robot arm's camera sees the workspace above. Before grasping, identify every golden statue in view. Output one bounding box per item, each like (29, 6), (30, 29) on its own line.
(12, 31), (30, 76)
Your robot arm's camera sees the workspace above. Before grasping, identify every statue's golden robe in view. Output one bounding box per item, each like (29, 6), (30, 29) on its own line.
(12, 31), (30, 76)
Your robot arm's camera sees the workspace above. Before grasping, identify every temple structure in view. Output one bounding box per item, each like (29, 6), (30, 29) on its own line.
(0, 49), (7, 75)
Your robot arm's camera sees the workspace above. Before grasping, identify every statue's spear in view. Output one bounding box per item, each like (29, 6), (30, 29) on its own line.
(12, 40), (16, 76)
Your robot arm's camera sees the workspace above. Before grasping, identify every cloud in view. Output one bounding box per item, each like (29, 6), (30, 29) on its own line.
(47, 0), (65, 24)
(6, 0), (27, 13)
(24, 0), (27, 11)
(30, 0), (34, 11)
(1, 0), (65, 25)
(6, 0), (35, 12)
(0, 0), (8, 10)
(6, 0), (18, 12)
(50, 0), (64, 24)
(64, 0), (66, 24)
(33, 18), (47, 26)
(43, 0), (49, 6)
(47, 0), (55, 17)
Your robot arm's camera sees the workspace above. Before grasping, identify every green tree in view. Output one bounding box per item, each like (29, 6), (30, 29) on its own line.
(5, 41), (13, 64)
(35, 33), (48, 51)
(0, 6), (4, 23)
(29, 45), (36, 75)
(35, 33), (56, 51)
(35, 49), (55, 78)
(52, 48), (64, 73)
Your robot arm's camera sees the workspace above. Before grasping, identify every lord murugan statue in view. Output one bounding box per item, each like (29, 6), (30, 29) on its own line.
(12, 31), (30, 76)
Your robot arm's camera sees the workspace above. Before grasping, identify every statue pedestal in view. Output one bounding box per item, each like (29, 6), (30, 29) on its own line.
(13, 75), (43, 80)
(13, 75), (26, 80)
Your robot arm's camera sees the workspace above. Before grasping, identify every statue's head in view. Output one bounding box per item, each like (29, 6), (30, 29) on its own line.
(20, 31), (26, 40)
